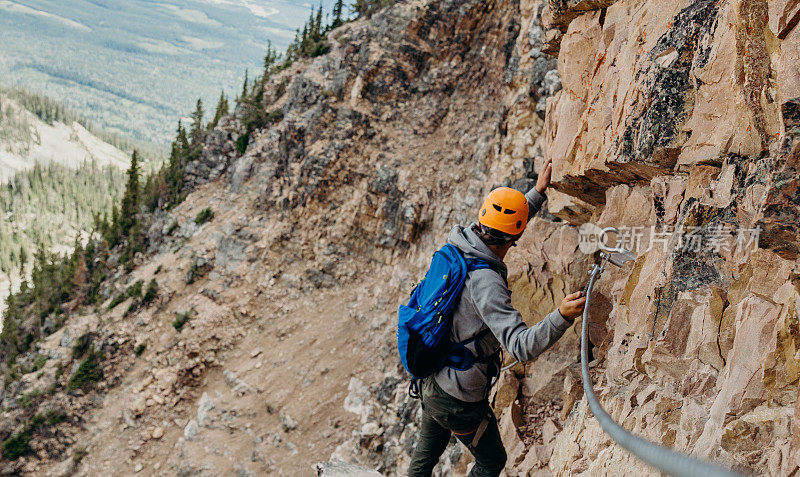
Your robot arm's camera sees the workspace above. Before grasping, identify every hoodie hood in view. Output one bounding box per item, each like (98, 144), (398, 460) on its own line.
(447, 223), (508, 280)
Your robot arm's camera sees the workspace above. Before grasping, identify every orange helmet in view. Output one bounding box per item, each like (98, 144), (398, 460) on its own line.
(478, 187), (529, 236)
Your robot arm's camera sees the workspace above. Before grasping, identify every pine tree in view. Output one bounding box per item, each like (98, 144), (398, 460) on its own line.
(189, 98), (204, 146)
(30, 241), (50, 302)
(331, 0), (345, 29)
(166, 142), (181, 200)
(353, 0), (368, 17)
(109, 206), (120, 244)
(165, 120), (189, 206)
(264, 41), (278, 72)
(119, 151), (140, 238)
(115, 151), (144, 268)
(67, 235), (87, 304)
(263, 41), (280, 80)
(71, 253), (88, 303)
(314, 4), (323, 40)
(250, 77), (260, 97)
(19, 245), (27, 271)
(287, 28), (301, 62)
(302, 21), (309, 52)
(291, 4), (330, 58)
(176, 120), (189, 153)
(240, 70), (249, 101)
(209, 91), (229, 129)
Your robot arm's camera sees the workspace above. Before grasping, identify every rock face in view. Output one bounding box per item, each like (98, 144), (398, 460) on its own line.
(323, 0), (800, 475)
(183, 125), (239, 188)
(523, 0), (800, 475)
(2, 0), (799, 475)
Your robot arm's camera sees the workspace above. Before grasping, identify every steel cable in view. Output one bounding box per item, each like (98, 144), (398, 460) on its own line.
(580, 259), (745, 477)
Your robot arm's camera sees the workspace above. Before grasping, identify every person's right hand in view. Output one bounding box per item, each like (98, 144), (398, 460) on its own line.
(559, 291), (586, 322)
(535, 158), (553, 194)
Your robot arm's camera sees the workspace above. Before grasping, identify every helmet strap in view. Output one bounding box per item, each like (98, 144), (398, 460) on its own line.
(475, 224), (520, 246)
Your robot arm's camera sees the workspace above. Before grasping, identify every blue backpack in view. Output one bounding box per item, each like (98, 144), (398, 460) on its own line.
(397, 244), (491, 396)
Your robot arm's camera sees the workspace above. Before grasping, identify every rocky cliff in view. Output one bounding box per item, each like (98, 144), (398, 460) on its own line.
(1, 0), (798, 475)
(537, 0), (800, 474)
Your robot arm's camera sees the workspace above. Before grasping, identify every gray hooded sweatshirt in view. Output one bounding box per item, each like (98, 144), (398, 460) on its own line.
(433, 188), (573, 402)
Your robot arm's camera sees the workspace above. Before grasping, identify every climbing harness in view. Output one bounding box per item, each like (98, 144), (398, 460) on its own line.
(466, 411), (493, 453)
(500, 360), (518, 372)
(580, 227), (745, 477)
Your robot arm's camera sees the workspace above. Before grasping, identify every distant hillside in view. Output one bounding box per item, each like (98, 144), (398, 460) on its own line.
(0, 0), (336, 142)
(0, 89), (131, 182)
(0, 89), (128, 324)
(0, 162), (125, 308)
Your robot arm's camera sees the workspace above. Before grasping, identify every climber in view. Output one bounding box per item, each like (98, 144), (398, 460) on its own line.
(407, 158), (586, 477)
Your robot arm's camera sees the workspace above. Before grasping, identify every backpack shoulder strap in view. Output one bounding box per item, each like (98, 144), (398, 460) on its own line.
(465, 257), (490, 272)
(464, 257), (508, 287)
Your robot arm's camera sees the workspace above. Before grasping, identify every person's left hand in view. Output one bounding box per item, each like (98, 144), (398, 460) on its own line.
(558, 290), (586, 322)
(535, 158), (552, 194)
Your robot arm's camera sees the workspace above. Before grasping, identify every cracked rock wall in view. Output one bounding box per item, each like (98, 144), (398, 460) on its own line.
(529, 0), (800, 475)
(319, 1), (799, 475)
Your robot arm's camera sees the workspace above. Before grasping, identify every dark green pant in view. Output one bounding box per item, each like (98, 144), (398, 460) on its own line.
(407, 377), (506, 477)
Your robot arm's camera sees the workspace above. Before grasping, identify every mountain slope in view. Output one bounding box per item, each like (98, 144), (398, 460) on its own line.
(0, 90), (128, 324)
(0, 1), (540, 473)
(1, 0), (798, 476)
